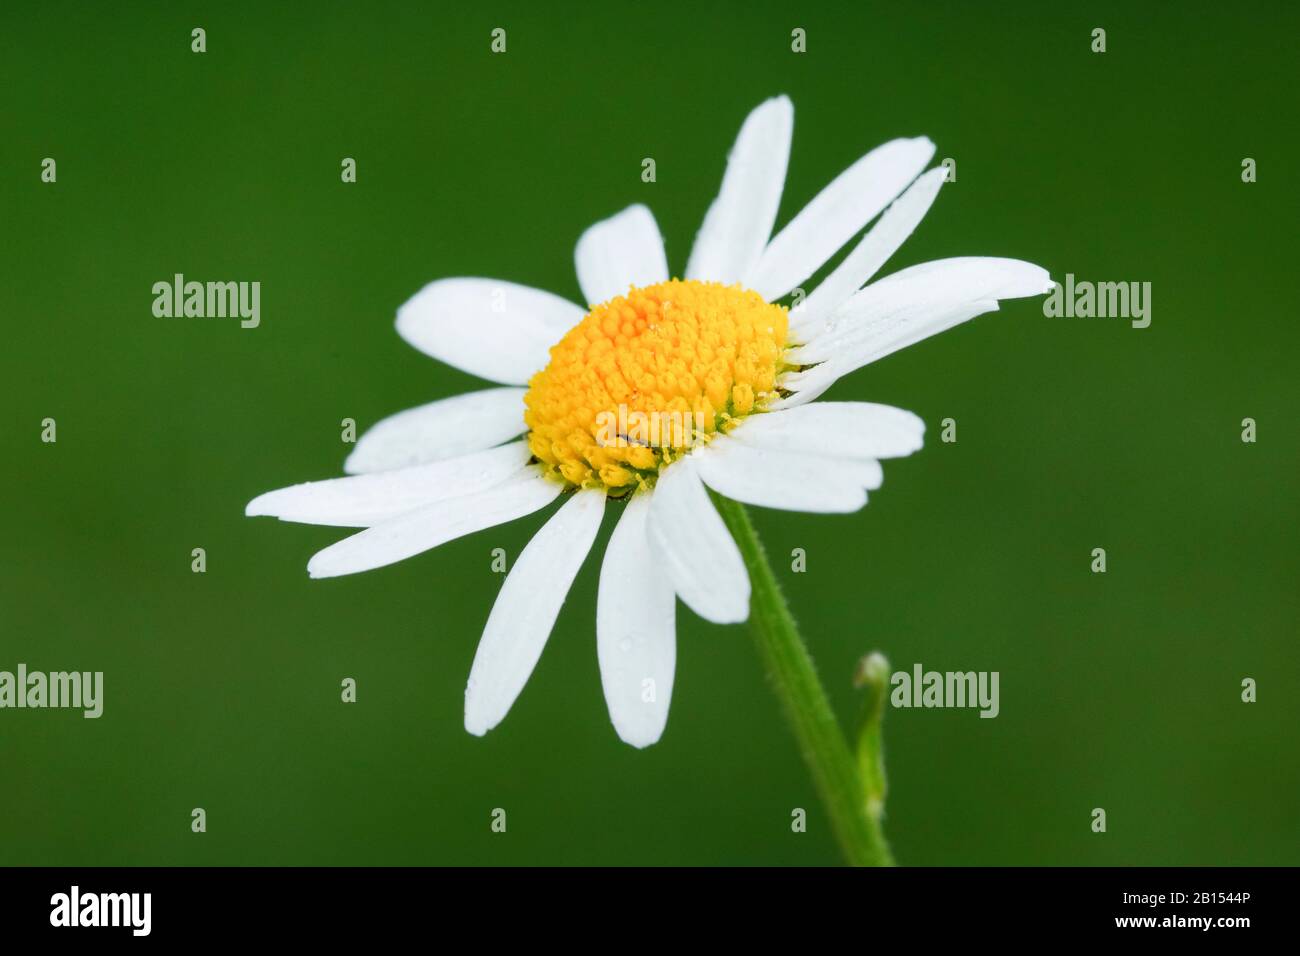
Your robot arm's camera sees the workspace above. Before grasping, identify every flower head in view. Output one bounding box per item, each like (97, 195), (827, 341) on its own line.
(527, 279), (788, 490)
(247, 96), (1051, 748)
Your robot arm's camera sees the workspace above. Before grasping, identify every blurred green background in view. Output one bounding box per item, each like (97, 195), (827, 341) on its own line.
(2, 1), (1296, 866)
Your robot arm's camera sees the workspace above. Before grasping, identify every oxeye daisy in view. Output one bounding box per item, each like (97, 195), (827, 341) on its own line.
(247, 95), (1050, 764)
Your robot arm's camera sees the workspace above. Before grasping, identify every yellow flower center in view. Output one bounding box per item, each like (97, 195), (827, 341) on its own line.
(525, 279), (789, 492)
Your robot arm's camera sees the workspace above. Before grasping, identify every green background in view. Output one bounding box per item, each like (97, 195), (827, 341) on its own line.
(2, 1), (1296, 866)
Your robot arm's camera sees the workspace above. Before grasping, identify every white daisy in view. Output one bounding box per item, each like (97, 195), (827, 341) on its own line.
(247, 95), (1051, 748)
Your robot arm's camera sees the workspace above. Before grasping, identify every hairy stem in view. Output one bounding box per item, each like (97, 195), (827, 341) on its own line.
(714, 495), (895, 867)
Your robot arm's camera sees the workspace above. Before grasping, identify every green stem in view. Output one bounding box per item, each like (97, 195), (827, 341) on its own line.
(713, 495), (895, 867)
(854, 652), (891, 825)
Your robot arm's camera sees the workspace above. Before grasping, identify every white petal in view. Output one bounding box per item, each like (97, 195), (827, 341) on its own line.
(464, 489), (605, 736)
(695, 437), (879, 513)
(574, 204), (669, 306)
(685, 95), (793, 285)
(789, 168), (946, 341)
(745, 136), (936, 302)
(246, 441), (531, 528)
(731, 403), (924, 460)
(344, 387), (527, 475)
(306, 471), (561, 579)
(597, 493), (676, 748)
(396, 279), (582, 385)
(788, 257), (1052, 366)
(646, 457), (749, 624)
(774, 299), (1000, 409)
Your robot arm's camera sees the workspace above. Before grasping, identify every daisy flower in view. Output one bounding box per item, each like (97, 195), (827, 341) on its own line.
(247, 95), (1050, 751)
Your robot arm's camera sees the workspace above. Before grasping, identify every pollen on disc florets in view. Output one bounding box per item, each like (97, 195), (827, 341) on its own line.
(524, 279), (789, 493)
